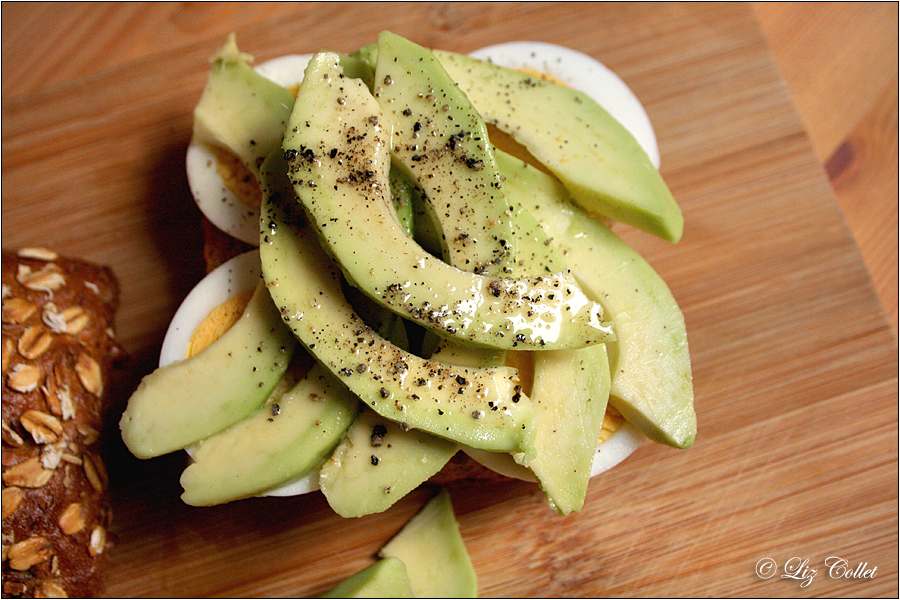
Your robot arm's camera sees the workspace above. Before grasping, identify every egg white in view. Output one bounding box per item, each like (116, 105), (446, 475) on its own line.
(160, 249), (320, 496)
(159, 249), (261, 368)
(185, 54), (313, 246)
(171, 42), (656, 497)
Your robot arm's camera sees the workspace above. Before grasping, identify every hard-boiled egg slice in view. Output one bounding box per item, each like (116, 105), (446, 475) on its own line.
(160, 249), (261, 367)
(185, 54), (312, 246)
(253, 54), (312, 92)
(160, 249), (319, 496)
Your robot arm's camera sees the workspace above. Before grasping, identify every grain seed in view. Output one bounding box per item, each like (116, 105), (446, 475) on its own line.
(7, 536), (53, 571)
(75, 354), (102, 396)
(82, 453), (106, 492)
(17, 247), (59, 262)
(37, 581), (69, 598)
(17, 264), (65, 293)
(58, 503), (88, 535)
(2, 297), (38, 324)
(88, 526), (106, 557)
(20, 410), (63, 444)
(42, 304), (89, 336)
(17, 325), (54, 360)
(2, 337), (13, 373)
(3, 456), (54, 488)
(8, 363), (43, 392)
(1, 487), (23, 519)
(2, 419), (24, 447)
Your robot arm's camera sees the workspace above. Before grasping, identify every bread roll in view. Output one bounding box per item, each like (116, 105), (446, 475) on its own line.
(2, 248), (122, 598)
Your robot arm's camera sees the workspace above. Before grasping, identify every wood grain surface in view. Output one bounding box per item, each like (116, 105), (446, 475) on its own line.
(754, 2), (899, 335)
(2, 3), (897, 598)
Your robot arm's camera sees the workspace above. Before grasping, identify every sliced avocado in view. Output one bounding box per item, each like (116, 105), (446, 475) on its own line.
(120, 282), (296, 458)
(337, 52), (375, 88)
(521, 344), (610, 514)
(502, 184), (612, 514)
(259, 151), (536, 456)
(318, 407), (458, 518)
(350, 43), (378, 77)
(497, 151), (695, 448)
(378, 488), (477, 598)
(319, 266), (459, 519)
(321, 32), (539, 518)
(180, 362), (359, 506)
(434, 49), (684, 243)
(283, 51), (613, 352)
(388, 166), (416, 239)
(401, 101), (611, 513)
(373, 31), (516, 275)
(321, 557), (414, 598)
(192, 34), (295, 185)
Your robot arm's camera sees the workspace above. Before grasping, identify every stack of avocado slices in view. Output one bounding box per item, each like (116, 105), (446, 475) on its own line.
(120, 32), (695, 587)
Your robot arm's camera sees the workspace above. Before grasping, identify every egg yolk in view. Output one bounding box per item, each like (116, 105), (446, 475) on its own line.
(186, 290), (254, 359)
(209, 144), (262, 210)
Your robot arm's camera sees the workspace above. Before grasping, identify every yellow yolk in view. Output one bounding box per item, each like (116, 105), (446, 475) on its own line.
(209, 145), (262, 211)
(598, 405), (625, 444)
(186, 290), (254, 359)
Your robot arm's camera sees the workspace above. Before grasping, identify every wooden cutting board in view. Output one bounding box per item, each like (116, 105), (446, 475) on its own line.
(2, 3), (897, 597)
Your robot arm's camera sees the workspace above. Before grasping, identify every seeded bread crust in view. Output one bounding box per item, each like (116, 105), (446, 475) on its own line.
(2, 249), (123, 598)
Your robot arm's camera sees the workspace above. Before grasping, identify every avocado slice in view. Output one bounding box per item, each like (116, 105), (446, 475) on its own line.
(320, 32), (546, 517)
(368, 32), (617, 516)
(502, 186), (612, 514)
(259, 152), (536, 456)
(282, 51), (613, 352)
(321, 557), (414, 598)
(388, 166), (416, 239)
(523, 344), (610, 514)
(497, 151), (695, 448)
(120, 281), (296, 458)
(373, 31), (516, 275)
(180, 362), (359, 506)
(318, 407), (458, 518)
(192, 34), (295, 188)
(378, 488), (477, 598)
(433, 49), (684, 243)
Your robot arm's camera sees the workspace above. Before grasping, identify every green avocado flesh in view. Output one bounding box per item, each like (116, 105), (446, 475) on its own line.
(321, 557), (414, 598)
(180, 362), (359, 506)
(259, 152), (537, 455)
(434, 49), (684, 243)
(282, 51), (613, 351)
(389, 167), (416, 238)
(523, 344), (610, 514)
(156, 31), (693, 523)
(373, 31), (516, 276)
(192, 34), (295, 183)
(318, 407), (458, 518)
(497, 150), (695, 448)
(120, 282), (296, 459)
(500, 189), (612, 514)
(378, 488), (478, 598)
